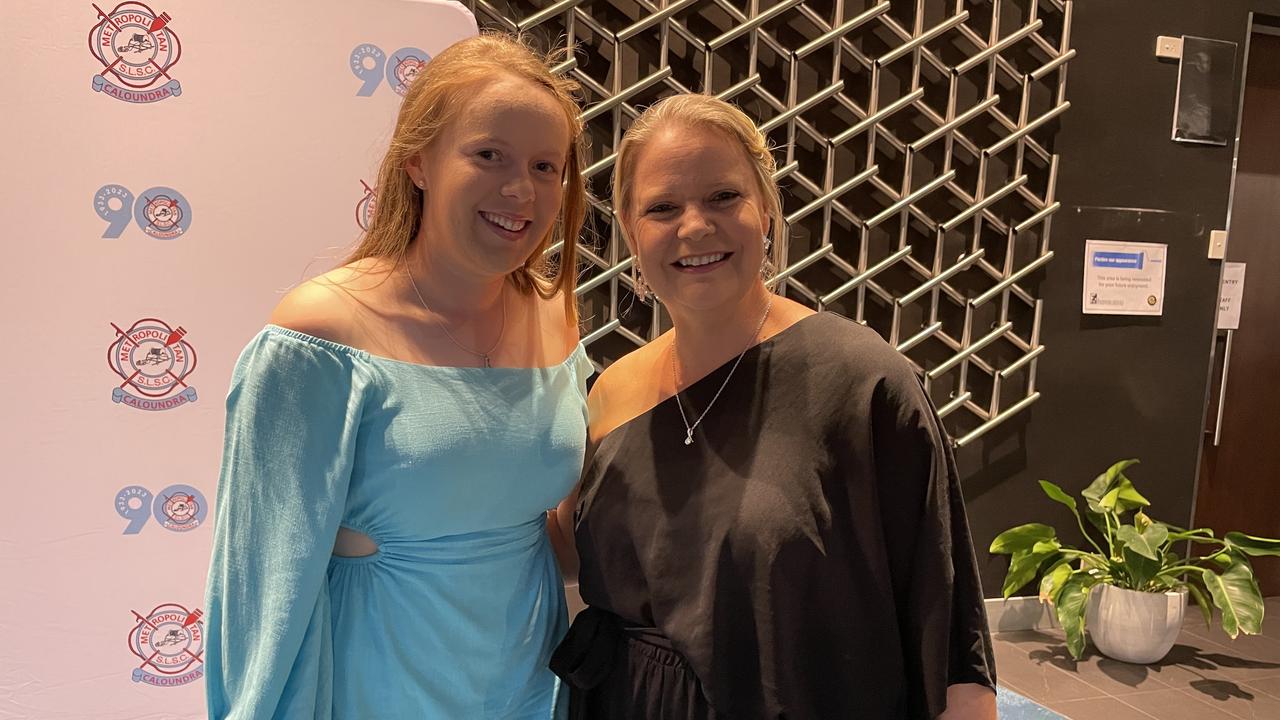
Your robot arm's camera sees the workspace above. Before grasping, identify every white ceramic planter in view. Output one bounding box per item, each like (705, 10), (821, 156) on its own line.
(1086, 584), (1186, 664)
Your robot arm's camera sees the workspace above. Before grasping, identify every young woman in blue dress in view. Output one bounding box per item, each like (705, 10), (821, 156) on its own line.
(204, 33), (592, 719)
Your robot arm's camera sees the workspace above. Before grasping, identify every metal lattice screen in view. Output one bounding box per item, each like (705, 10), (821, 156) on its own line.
(466, 0), (1074, 447)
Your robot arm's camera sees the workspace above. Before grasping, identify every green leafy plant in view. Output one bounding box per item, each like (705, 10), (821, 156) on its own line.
(990, 459), (1280, 659)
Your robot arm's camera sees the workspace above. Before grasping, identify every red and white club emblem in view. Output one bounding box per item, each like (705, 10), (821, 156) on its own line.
(108, 318), (198, 411)
(141, 194), (183, 232)
(356, 180), (377, 231)
(128, 604), (204, 686)
(162, 492), (198, 524)
(88, 3), (182, 103)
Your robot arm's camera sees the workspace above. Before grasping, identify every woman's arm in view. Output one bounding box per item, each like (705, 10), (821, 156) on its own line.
(941, 683), (997, 720)
(863, 337), (998, 718)
(204, 327), (366, 719)
(548, 358), (610, 583)
(548, 482), (583, 582)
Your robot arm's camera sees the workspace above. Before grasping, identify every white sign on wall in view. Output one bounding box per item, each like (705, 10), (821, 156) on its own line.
(1217, 262), (1247, 330)
(1082, 239), (1169, 316)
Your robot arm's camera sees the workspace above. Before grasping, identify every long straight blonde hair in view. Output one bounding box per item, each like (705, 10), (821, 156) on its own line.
(346, 32), (587, 322)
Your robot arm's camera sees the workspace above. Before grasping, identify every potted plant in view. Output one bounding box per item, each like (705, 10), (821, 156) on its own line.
(990, 459), (1280, 663)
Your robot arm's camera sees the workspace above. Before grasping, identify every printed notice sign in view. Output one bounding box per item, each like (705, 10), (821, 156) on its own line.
(1082, 239), (1168, 316)
(1217, 262), (1247, 330)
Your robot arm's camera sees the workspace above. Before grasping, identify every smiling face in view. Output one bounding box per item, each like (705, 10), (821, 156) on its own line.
(407, 73), (572, 280)
(622, 123), (772, 314)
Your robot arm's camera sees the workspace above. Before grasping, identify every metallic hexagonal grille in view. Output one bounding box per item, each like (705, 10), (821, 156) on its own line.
(467, 0), (1074, 446)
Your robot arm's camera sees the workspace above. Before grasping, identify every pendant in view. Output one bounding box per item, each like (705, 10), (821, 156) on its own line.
(684, 429), (694, 446)
(483, 355), (492, 368)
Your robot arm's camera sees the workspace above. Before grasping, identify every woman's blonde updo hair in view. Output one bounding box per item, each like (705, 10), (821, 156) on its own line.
(346, 32), (587, 321)
(613, 93), (783, 277)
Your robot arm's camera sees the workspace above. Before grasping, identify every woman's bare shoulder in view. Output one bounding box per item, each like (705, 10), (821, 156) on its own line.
(586, 334), (670, 443)
(268, 258), (396, 345)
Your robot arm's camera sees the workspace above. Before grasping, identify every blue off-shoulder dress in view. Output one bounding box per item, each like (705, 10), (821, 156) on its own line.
(204, 325), (591, 720)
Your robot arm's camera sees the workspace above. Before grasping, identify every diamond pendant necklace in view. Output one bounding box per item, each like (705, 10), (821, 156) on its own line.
(405, 266), (506, 368)
(670, 296), (774, 446)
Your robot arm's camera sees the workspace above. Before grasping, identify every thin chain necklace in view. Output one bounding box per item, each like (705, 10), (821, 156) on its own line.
(405, 266), (506, 368)
(671, 296), (774, 446)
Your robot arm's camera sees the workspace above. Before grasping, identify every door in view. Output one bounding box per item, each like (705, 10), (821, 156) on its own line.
(1197, 24), (1280, 595)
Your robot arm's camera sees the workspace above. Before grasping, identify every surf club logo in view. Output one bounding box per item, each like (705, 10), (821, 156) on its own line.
(158, 487), (203, 530)
(134, 189), (189, 239)
(108, 319), (197, 411)
(128, 604), (204, 687)
(356, 180), (377, 231)
(386, 48), (429, 95)
(115, 484), (208, 534)
(88, 3), (182, 104)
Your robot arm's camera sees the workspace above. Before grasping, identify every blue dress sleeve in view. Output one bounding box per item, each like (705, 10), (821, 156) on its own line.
(204, 329), (371, 720)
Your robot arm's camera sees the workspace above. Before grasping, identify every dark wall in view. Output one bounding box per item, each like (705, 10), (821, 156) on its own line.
(959, 0), (1280, 596)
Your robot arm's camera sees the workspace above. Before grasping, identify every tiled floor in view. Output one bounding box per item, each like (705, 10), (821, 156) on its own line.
(994, 597), (1280, 719)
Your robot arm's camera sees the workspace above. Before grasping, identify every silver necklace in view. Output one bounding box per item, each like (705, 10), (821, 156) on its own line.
(671, 296), (774, 446)
(405, 266), (506, 368)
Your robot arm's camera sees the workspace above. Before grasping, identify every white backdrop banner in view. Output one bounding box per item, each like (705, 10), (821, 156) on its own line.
(0, 1), (477, 717)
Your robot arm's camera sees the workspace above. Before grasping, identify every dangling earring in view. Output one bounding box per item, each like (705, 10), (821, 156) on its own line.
(761, 235), (775, 277)
(631, 260), (651, 302)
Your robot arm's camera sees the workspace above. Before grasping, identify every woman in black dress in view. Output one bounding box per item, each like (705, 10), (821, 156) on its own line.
(548, 94), (996, 719)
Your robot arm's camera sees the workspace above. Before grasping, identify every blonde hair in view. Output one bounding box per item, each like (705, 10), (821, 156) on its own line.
(347, 32), (587, 322)
(613, 94), (783, 275)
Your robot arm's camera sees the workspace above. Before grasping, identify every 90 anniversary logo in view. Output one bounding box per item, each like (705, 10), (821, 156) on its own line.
(88, 2), (182, 104)
(116, 484), (208, 534)
(128, 604), (204, 687)
(108, 319), (197, 411)
(350, 43), (430, 97)
(94, 184), (192, 239)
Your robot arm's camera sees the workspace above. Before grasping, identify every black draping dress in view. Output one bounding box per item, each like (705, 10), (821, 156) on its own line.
(551, 312), (996, 719)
